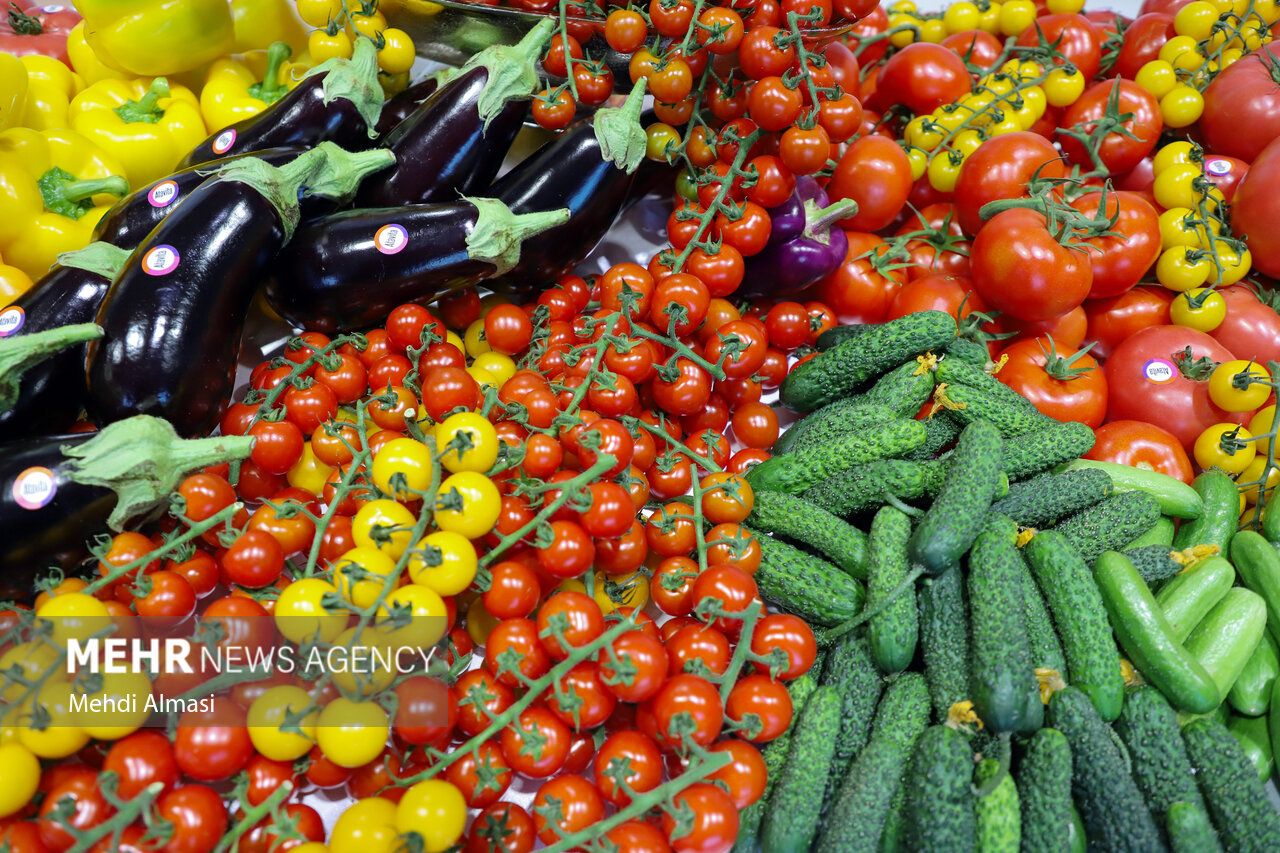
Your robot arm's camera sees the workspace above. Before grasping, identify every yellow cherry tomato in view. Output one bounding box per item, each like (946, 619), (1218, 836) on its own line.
(1170, 288), (1227, 333)
(35, 592), (111, 646)
(436, 411), (499, 474)
(330, 797), (400, 853)
(927, 152), (962, 193)
(463, 318), (491, 357)
(275, 577), (347, 644)
(1211, 244), (1251, 285)
(1043, 67), (1086, 107)
(1159, 34), (1202, 64)
(0, 743), (40, 817)
(1194, 423), (1257, 474)
(1047, 0), (1085, 12)
(332, 545), (401, 609)
(296, 0), (343, 27)
(76, 670), (152, 740)
(951, 129), (983, 158)
(1174, 1), (1222, 38)
(1136, 59), (1178, 99)
(999, 0), (1037, 35)
(1157, 246), (1213, 292)
(465, 594), (500, 646)
(396, 780), (468, 853)
(376, 28), (416, 75)
(1208, 359), (1272, 412)
(906, 146), (927, 180)
(980, 1), (1003, 33)
(17, 681), (89, 758)
(1250, 405), (1278, 456)
(328, 627), (397, 698)
(0, 642), (62, 703)
(434, 471), (501, 539)
(370, 437), (434, 500)
(315, 698), (390, 768)
(248, 685), (317, 761)
(1159, 207), (1216, 249)
(1153, 163), (1204, 210)
(308, 28), (353, 63)
(1161, 85), (1204, 128)
(407, 529), (478, 596)
(888, 13), (919, 46)
(1238, 455), (1280, 505)
(1154, 140), (1197, 174)
(377, 583), (448, 651)
(287, 442), (334, 496)
(350, 11), (387, 38)
(353, 499), (418, 558)
(943, 1), (981, 33)
(595, 570), (651, 614)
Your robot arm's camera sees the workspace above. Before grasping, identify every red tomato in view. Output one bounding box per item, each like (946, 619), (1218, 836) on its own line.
(1209, 286), (1280, 364)
(816, 231), (907, 324)
(894, 203), (971, 280)
(1015, 13), (1103, 81)
(1231, 137), (1280, 279)
(157, 785), (228, 853)
(941, 30), (1002, 67)
(826, 135), (913, 232)
(594, 730), (664, 806)
(875, 43), (971, 114)
(104, 730), (180, 799)
(39, 769), (113, 852)
(661, 783), (739, 853)
(1085, 420), (1195, 484)
(953, 132), (1066, 236)
(1112, 13), (1174, 79)
(996, 337), (1109, 427)
(1058, 79), (1162, 176)
(1102, 325), (1246, 452)
(1200, 43), (1280, 163)
(1200, 155), (1248, 202)
(0, 2), (78, 63)
(173, 700), (255, 782)
(1004, 307), (1088, 350)
(1071, 190), (1161, 299)
(1082, 286), (1173, 359)
(970, 209), (1093, 321)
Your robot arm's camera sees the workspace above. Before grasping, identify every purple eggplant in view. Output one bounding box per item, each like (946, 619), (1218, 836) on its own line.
(738, 177), (855, 299)
(486, 80), (649, 293)
(375, 71), (448, 136)
(179, 39), (383, 168)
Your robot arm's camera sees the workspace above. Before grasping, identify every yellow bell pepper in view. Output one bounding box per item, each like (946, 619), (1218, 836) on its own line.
(200, 42), (308, 133)
(69, 77), (205, 186)
(0, 247), (34, 306)
(65, 22), (124, 86)
(231, 0), (309, 55)
(0, 128), (129, 279)
(19, 55), (83, 131)
(73, 0), (235, 77)
(0, 54), (27, 131)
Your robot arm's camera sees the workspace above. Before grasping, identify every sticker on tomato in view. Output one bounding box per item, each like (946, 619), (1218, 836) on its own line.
(212, 129), (237, 154)
(142, 245), (180, 276)
(375, 224), (408, 255)
(12, 467), (55, 510)
(1143, 358), (1177, 384)
(148, 180), (179, 209)
(0, 306), (25, 337)
(1205, 158), (1232, 177)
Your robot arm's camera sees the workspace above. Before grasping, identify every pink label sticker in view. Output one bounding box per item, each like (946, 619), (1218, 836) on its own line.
(375, 224), (408, 255)
(142, 245), (180, 276)
(0, 306), (25, 338)
(148, 180), (179, 208)
(1205, 158), (1232, 176)
(212, 128), (237, 154)
(13, 466), (56, 510)
(1143, 358), (1176, 384)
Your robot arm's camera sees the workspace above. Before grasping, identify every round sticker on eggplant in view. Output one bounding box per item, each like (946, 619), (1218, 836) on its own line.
(0, 306), (25, 337)
(148, 180), (179, 208)
(1143, 358), (1177, 384)
(142, 245), (180, 276)
(212, 128), (237, 154)
(12, 466), (56, 510)
(375, 224), (408, 255)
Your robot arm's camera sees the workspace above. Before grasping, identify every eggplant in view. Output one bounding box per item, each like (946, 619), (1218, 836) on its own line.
(0, 244), (130, 442)
(86, 143), (394, 436)
(0, 417), (251, 600)
(375, 70), (448, 136)
(738, 177), (855, 299)
(179, 39), (383, 169)
(357, 21), (552, 207)
(265, 198), (569, 333)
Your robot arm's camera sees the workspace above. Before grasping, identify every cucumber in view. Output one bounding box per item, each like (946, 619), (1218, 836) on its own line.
(1229, 632), (1278, 717)
(1226, 713), (1274, 783)
(919, 566), (971, 721)
(935, 357), (1042, 412)
(761, 686), (843, 853)
(1154, 555), (1236, 643)
(1048, 686), (1163, 852)
(781, 311), (958, 412)
(1093, 551), (1220, 715)
(820, 632), (885, 812)
(975, 758), (1021, 853)
(1125, 515), (1177, 549)
(1066, 806), (1087, 853)
(815, 323), (875, 350)
(1001, 421), (1096, 481)
(1229, 530), (1280, 646)
(945, 335), (992, 365)
(905, 413), (963, 461)
(1052, 490), (1164, 567)
(909, 420), (1004, 574)
(1264, 495), (1280, 544)
(1016, 728), (1073, 853)
(802, 458), (948, 517)
(867, 507), (920, 673)
(870, 672), (932, 747)
(1268, 670), (1280, 784)
(1120, 544), (1185, 585)
(1182, 716), (1280, 853)
(746, 418), (927, 494)
(1114, 686), (1206, 826)
(940, 382), (1055, 438)
(1166, 802), (1224, 853)
(752, 530), (866, 627)
(1059, 458), (1204, 519)
(1184, 587), (1268, 701)
(968, 516), (1041, 733)
(989, 468), (1113, 529)
(1172, 469), (1239, 555)
(1009, 539), (1067, 674)
(904, 726), (976, 853)
(1024, 533), (1125, 722)
(747, 490), (870, 579)
(785, 400), (900, 456)
(864, 358), (939, 419)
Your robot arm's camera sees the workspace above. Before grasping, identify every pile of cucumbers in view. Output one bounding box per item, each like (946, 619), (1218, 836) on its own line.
(736, 310), (1280, 852)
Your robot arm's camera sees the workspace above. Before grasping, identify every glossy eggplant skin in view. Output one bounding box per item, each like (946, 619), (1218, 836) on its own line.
(0, 267), (115, 442)
(0, 433), (112, 600)
(265, 204), (489, 333)
(375, 75), (442, 136)
(93, 148), (305, 250)
(356, 68), (524, 208)
(86, 181), (285, 437)
(179, 75), (374, 168)
(487, 119), (637, 291)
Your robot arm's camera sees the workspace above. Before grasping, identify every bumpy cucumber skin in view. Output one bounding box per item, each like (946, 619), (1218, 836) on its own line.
(1048, 687), (1164, 853)
(941, 382), (1055, 438)
(905, 414), (963, 461)
(785, 400), (899, 455)
(1126, 516), (1177, 549)
(919, 566), (971, 722)
(1228, 631), (1278, 717)
(1172, 469), (1239, 556)
(1008, 537), (1067, 674)
(1166, 802), (1224, 853)
(1182, 717), (1280, 853)
(865, 358), (939, 418)
(747, 490), (870, 579)
(820, 633), (885, 812)
(1114, 686), (1206, 826)
(1024, 533), (1125, 722)
(761, 687), (843, 853)
(975, 758), (1021, 853)
(746, 418), (927, 494)
(1002, 421), (1096, 481)
(989, 468), (1113, 528)
(1052, 490), (1163, 566)
(904, 726), (977, 853)
(968, 516), (1041, 733)
(803, 459), (930, 517)
(752, 530), (865, 627)
(909, 420), (1004, 574)
(815, 323), (875, 350)
(868, 507), (920, 674)
(1122, 544), (1184, 584)
(945, 336), (992, 365)
(1017, 728), (1074, 853)
(935, 358), (1041, 412)
(781, 311), (958, 412)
